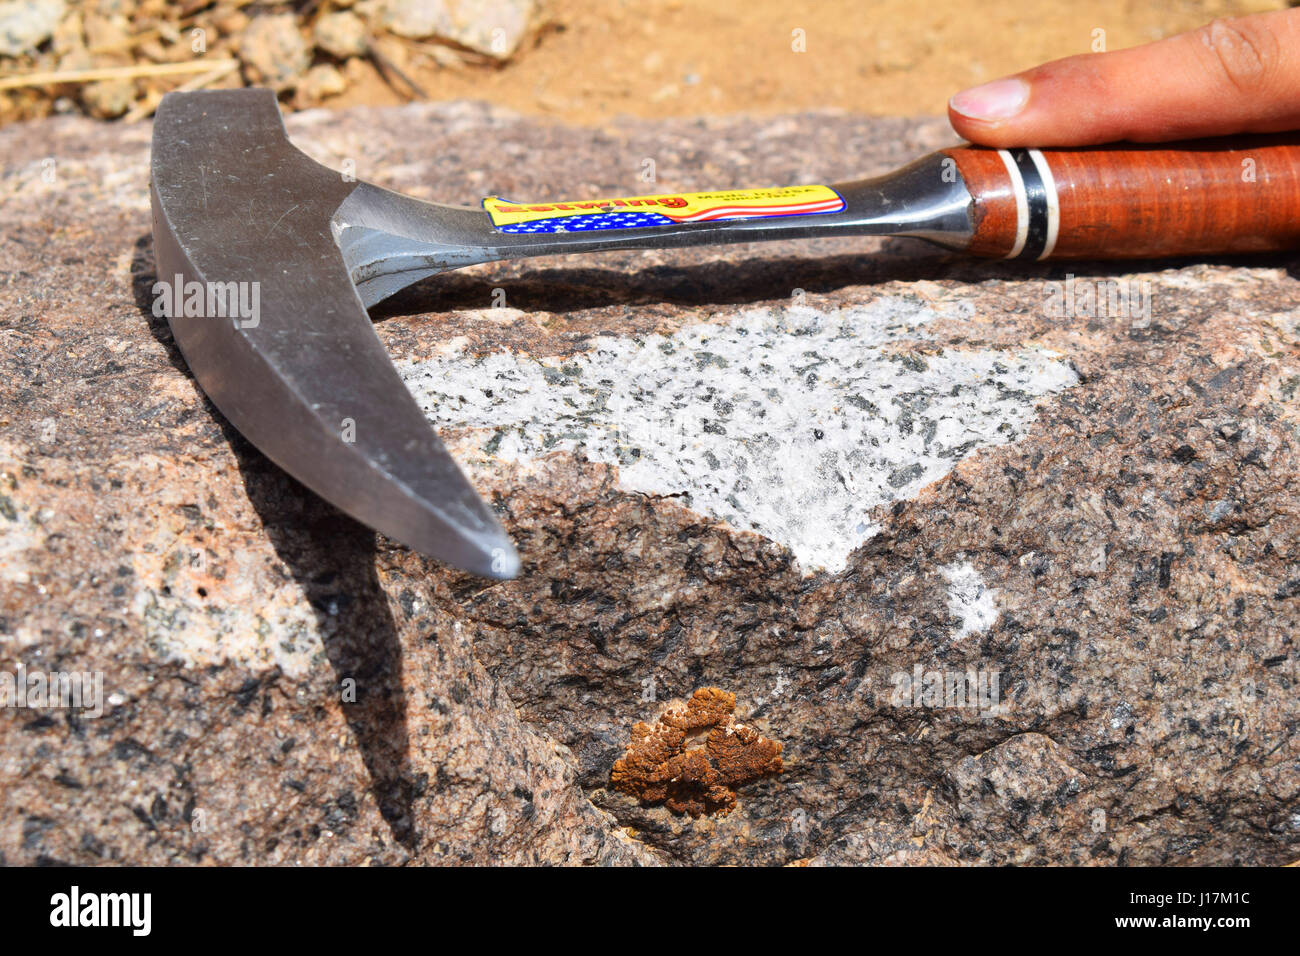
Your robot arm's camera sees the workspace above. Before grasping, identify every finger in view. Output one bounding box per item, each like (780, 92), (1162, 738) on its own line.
(948, 9), (1300, 147)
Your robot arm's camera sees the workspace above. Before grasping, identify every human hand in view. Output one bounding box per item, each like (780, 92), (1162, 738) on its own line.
(948, 8), (1300, 147)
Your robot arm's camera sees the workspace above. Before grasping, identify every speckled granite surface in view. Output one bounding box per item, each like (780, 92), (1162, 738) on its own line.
(1, 102), (1298, 865)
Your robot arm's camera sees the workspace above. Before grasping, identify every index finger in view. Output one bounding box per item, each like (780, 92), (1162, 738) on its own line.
(948, 9), (1300, 147)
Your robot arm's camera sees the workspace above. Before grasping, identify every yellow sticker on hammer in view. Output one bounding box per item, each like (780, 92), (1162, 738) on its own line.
(482, 185), (845, 233)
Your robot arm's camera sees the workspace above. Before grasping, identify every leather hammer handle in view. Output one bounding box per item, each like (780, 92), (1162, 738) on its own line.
(943, 133), (1300, 260)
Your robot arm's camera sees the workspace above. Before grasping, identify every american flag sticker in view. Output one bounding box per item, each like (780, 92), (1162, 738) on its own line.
(482, 185), (846, 234)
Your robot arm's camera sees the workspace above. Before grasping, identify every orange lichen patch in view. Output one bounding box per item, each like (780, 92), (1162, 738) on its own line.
(611, 688), (783, 818)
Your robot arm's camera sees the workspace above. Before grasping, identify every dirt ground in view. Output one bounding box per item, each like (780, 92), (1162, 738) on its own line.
(333, 0), (1288, 121)
(1, 0), (1287, 127)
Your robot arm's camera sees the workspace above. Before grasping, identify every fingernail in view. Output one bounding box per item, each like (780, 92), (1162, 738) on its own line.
(949, 78), (1030, 121)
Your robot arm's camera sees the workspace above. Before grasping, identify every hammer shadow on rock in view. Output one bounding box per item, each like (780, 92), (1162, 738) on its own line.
(372, 247), (956, 318)
(130, 234), (421, 852)
(374, 247), (1300, 320)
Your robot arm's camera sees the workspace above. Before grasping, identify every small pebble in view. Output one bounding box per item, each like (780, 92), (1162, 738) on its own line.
(314, 10), (368, 59)
(238, 13), (311, 91)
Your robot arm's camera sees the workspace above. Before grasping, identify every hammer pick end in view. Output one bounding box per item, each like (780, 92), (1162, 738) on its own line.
(151, 88), (523, 581)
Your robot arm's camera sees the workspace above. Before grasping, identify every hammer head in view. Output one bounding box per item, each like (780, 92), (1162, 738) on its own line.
(150, 89), (520, 579)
